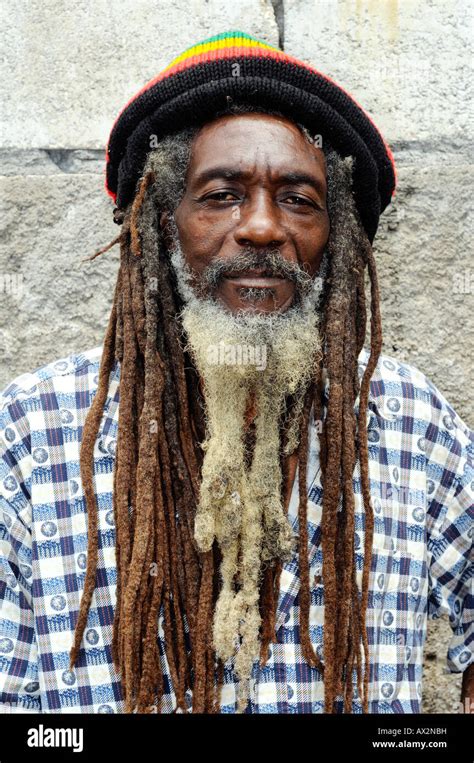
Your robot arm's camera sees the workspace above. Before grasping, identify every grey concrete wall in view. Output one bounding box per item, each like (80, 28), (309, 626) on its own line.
(1, 0), (472, 713)
(0, 0), (280, 382)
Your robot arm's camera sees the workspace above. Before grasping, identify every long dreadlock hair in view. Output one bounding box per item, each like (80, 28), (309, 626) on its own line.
(70, 103), (382, 714)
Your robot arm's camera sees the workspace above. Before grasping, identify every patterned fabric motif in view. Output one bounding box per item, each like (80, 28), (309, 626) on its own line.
(0, 346), (472, 713)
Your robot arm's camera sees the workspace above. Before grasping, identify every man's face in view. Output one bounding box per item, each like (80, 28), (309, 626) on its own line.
(165, 113), (330, 313)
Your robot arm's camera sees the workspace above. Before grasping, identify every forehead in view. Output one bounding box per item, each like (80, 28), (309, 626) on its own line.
(186, 113), (327, 180)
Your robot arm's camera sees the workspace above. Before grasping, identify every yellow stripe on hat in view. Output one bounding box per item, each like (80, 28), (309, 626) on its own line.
(162, 31), (279, 75)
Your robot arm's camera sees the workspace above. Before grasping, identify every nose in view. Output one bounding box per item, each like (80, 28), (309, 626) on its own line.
(233, 191), (288, 249)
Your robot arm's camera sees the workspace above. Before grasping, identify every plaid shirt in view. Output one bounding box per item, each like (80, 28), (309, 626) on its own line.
(0, 345), (472, 714)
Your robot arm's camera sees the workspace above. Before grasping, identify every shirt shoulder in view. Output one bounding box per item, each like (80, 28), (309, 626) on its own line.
(0, 346), (104, 407)
(359, 346), (473, 440)
(359, 345), (440, 400)
(0, 346), (111, 522)
(0, 346), (108, 470)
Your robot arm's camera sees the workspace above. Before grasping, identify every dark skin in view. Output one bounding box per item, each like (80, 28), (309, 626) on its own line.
(160, 113), (474, 709)
(161, 113), (330, 314)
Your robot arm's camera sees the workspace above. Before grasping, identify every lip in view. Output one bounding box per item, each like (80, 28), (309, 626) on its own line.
(224, 276), (287, 288)
(223, 270), (287, 288)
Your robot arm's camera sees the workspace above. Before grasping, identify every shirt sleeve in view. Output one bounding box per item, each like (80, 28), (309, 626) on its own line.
(425, 381), (474, 674)
(0, 393), (41, 712)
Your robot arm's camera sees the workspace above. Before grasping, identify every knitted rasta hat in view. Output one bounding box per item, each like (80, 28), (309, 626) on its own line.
(106, 30), (396, 242)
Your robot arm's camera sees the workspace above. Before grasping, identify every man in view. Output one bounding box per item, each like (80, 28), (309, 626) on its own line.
(0, 31), (472, 715)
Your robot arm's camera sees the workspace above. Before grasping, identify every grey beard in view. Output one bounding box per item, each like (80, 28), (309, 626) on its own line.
(164, 213), (324, 712)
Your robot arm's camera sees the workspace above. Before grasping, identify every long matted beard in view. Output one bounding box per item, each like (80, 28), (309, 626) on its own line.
(167, 226), (324, 709)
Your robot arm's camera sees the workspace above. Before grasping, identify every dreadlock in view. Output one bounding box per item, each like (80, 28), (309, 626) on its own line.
(70, 103), (382, 714)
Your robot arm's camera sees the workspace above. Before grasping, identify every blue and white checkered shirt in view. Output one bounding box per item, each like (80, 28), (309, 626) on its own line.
(0, 346), (472, 713)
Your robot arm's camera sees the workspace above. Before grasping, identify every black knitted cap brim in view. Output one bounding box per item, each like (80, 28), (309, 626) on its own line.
(107, 57), (395, 242)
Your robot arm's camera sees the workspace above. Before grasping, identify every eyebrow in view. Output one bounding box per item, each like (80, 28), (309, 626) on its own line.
(191, 166), (325, 194)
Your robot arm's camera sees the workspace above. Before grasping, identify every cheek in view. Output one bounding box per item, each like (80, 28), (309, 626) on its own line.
(298, 217), (330, 269)
(175, 209), (226, 271)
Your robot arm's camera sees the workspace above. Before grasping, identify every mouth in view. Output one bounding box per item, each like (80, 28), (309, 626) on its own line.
(223, 268), (287, 288)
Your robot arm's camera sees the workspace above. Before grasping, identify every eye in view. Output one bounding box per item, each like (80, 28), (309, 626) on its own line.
(204, 191), (240, 202)
(282, 194), (314, 206)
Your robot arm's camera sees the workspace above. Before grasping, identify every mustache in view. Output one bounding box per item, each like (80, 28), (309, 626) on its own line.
(198, 249), (314, 294)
